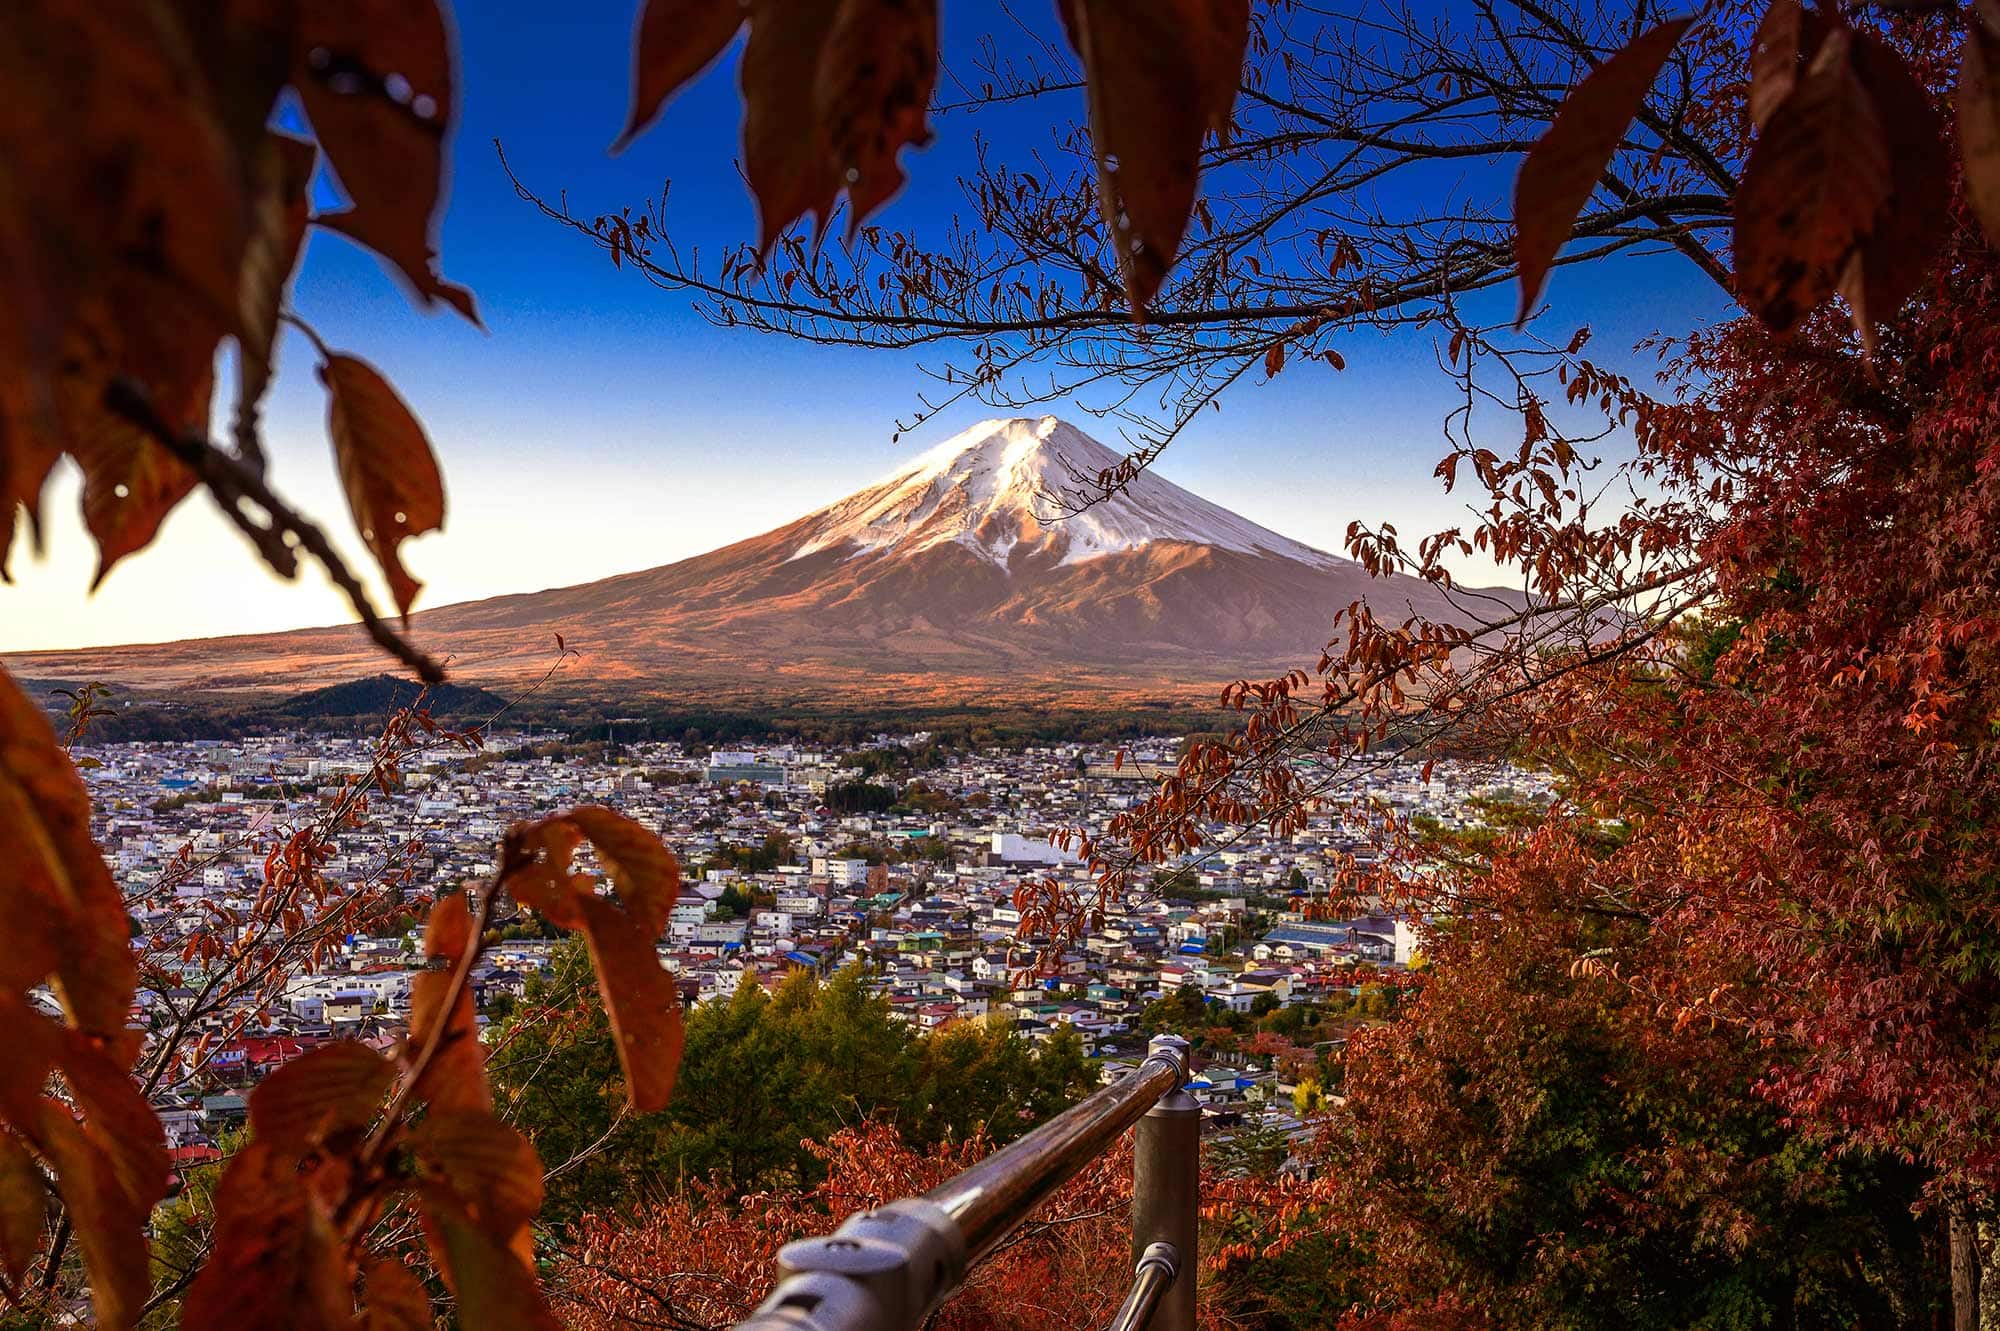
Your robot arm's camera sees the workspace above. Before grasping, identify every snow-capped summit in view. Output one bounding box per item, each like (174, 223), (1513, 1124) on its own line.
(790, 416), (1349, 571)
(14, 416), (1506, 702)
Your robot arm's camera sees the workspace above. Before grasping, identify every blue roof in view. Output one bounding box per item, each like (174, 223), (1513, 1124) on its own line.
(1178, 942), (1206, 954)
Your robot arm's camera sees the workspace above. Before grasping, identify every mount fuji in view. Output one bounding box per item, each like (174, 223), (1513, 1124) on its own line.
(7, 418), (1491, 704)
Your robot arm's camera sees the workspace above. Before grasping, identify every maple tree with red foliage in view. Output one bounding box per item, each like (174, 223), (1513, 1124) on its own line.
(8, 0), (2000, 1327)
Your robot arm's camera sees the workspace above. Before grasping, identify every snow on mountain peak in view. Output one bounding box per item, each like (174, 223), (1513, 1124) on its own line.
(789, 416), (1348, 570)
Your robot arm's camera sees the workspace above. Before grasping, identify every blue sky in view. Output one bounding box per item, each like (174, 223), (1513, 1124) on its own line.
(1, 0), (1726, 651)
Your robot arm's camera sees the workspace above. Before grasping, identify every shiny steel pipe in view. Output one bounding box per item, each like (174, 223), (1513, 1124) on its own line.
(924, 1037), (1188, 1262)
(737, 1035), (1193, 1331)
(1103, 1242), (1180, 1331)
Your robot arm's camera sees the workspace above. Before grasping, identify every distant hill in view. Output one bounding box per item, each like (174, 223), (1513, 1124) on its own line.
(272, 675), (508, 720)
(5, 417), (1511, 706)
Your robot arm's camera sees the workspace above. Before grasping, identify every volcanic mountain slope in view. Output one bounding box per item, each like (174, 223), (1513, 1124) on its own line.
(7, 417), (1500, 702)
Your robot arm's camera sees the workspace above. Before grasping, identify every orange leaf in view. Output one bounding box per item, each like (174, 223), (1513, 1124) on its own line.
(0, 668), (133, 1040)
(1264, 342), (1285, 377)
(180, 1140), (353, 1331)
(248, 1040), (396, 1154)
(1958, 0), (2000, 248)
(0, 1132), (45, 1286)
(410, 1110), (543, 1237)
(293, 0), (478, 322)
(67, 352), (211, 590)
(422, 1205), (561, 1331)
(1732, 24), (1889, 332)
(1513, 18), (1691, 325)
(409, 891), (490, 1114)
(816, 0), (940, 232)
(321, 353), (446, 621)
(234, 130), (319, 459)
(1057, 0), (1247, 316)
(503, 809), (686, 1111)
(361, 1258), (434, 1331)
(614, 0), (749, 153)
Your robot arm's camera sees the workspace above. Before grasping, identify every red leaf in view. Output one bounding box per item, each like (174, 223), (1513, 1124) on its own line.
(1837, 32), (1949, 353)
(740, 2), (842, 249)
(0, 1132), (45, 1286)
(1959, 0), (2000, 248)
(1513, 19), (1692, 324)
(614, 0), (748, 153)
(68, 355), (211, 590)
(1748, 0), (1827, 130)
(1732, 25), (1889, 332)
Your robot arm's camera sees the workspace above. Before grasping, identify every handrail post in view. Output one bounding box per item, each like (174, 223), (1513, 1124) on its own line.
(1131, 1035), (1198, 1331)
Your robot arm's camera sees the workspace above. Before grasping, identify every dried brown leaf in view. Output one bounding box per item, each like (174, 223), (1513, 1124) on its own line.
(1057, 0), (1248, 317)
(1513, 18), (1692, 324)
(293, 0), (478, 322)
(816, 0), (939, 231)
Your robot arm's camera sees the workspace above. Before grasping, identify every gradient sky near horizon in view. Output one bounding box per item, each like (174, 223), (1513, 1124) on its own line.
(0, 0), (1728, 653)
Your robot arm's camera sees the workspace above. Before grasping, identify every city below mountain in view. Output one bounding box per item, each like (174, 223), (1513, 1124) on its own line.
(6, 418), (1494, 705)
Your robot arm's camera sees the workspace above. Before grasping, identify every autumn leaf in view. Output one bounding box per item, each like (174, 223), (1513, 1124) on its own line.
(321, 353), (446, 621)
(503, 809), (685, 1111)
(816, 0), (940, 232)
(1733, 25), (1889, 333)
(1837, 32), (1948, 353)
(293, 0), (478, 322)
(1265, 342), (1286, 377)
(614, 0), (749, 153)
(180, 1140), (354, 1331)
(410, 1111), (544, 1238)
(423, 1206), (562, 1331)
(1513, 18), (1692, 324)
(0, 667), (135, 1040)
(740, 1), (843, 249)
(1748, 0), (1825, 130)
(0, 400), (60, 582)
(361, 1258), (434, 1331)
(408, 891), (490, 1114)
(1959, 0), (2000, 248)
(249, 1040), (396, 1154)
(67, 353), (211, 591)
(1056, 0), (1248, 317)
(235, 131), (319, 467)
(0, 1132), (45, 1286)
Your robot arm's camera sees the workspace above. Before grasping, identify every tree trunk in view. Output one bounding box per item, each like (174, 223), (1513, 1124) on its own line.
(1979, 1212), (2000, 1331)
(1952, 1205), (1982, 1331)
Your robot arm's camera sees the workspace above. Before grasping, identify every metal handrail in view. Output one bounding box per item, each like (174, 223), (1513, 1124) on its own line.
(734, 1034), (1198, 1331)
